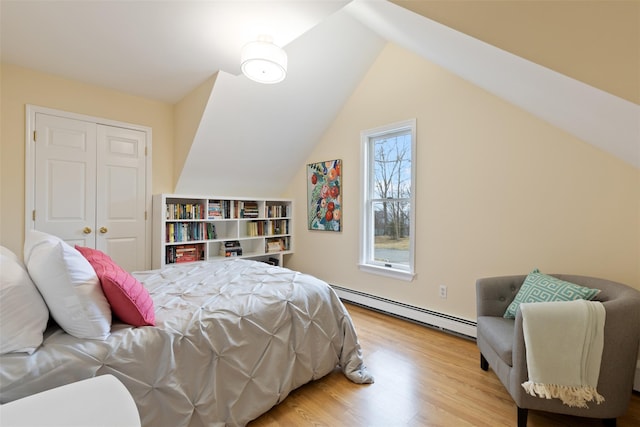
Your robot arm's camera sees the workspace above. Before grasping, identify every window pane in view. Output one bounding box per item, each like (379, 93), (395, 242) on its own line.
(360, 119), (415, 280)
(373, 133), (412, 200)
(373, 200), (410, 266)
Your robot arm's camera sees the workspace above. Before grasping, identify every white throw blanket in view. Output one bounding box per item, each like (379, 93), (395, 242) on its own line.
(520, 299), (606, 408)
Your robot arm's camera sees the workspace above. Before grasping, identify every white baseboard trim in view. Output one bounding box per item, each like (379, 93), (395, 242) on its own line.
(331, 285), (477, 339)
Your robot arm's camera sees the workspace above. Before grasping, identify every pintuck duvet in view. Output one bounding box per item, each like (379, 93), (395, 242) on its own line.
(0, 259), (373, 426)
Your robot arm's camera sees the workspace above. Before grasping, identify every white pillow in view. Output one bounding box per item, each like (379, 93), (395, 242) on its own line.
(0, 245), (20, 261)
(23, 231), (111, 340)
(0, 246), (50, 354)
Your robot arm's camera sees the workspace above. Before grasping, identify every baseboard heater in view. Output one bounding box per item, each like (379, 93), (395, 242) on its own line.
(331, 285), (477, 339)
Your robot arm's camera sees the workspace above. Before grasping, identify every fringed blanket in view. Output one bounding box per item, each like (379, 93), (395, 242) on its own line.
(520, 299), (606, 408)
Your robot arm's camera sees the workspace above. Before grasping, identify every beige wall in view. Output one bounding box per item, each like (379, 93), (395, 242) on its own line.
(3, 44), (638, 323)
(173, 73), (217, 180)
(0, 63), (175, 256)
(284, 43), (640, 321)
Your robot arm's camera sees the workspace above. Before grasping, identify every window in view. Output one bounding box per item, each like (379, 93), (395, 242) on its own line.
(360, 119), (416, 281)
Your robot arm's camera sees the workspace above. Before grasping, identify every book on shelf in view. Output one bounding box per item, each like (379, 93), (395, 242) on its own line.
(223, 200), (232, 219)
(266, 204), (288, 218)
(166, 203), (203, 220)
(166, 243), (204, 264)
(220, 240), (242, 257)
(246, 221), (266, 237)
(175, 246), (198, 263)
(206, 223), (217, 239)
(208, 201), (223, 219)
(266, 239), (285, 253)
(237, 201), (259, 218)
(265, 236), (289, 253)
(166, 222), (212, 243)
(269, 219), (288, 235)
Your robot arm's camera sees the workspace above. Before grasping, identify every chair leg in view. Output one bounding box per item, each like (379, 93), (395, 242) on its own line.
(517, 407), (528, 427)
(480, 353), (489, 371)
(602, 418), (616, 427)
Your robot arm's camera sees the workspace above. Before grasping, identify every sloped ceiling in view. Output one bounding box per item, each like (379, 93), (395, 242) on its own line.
(175, 9), (384, 195)
(177, 0), (639, 197)
(390, 0), (639, 105)
(347, 0), (639, 168)
(1, 1), (638, 198)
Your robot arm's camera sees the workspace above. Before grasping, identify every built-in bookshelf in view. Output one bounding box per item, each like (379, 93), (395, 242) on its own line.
(153, 194), (293, 269)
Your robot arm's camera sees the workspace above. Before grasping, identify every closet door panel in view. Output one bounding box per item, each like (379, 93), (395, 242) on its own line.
(96, 125), (147, 272)
(34, 113), (97, 247)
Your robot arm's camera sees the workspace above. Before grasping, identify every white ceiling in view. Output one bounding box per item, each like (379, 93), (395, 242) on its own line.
(175, 7), (384, 195)
(1, 0), (351, 103)
(2, 0), (637, 197)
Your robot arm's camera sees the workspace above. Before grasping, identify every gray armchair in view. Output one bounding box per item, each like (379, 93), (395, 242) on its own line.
(476, 274), (640, 427)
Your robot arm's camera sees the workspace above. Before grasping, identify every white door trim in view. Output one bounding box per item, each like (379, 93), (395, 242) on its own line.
(25, 104), (153, 269)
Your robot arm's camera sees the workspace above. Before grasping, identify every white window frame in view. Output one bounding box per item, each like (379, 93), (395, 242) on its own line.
(359, 119), (416, 281)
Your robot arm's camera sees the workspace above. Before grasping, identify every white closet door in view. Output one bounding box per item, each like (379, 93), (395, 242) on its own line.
(34, 113), (97, 248)
(96, 125), (147, 272)
(31, 110), (148, 271)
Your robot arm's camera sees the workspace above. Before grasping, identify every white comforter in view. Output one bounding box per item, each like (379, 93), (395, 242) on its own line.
(0, 259), (373, 426)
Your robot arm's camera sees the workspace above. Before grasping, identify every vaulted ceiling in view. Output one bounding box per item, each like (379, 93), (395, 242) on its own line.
(2, 1), (638, 196)
(390, 0), (639, 105)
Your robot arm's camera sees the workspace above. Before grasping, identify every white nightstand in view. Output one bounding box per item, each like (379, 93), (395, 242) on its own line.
(0, 375), (140, 427)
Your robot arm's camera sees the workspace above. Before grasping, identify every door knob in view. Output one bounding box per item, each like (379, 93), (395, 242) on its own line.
(99, 227), (108, 234)
(83, 227), (92, 234)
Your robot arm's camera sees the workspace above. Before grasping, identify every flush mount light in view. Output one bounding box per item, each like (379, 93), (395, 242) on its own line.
(241, 35), (287, 84)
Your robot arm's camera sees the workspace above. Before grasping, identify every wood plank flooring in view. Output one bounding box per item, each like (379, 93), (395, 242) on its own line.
(250, 302), (640, 427)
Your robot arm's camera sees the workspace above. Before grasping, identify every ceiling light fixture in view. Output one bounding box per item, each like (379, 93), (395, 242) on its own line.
(241, 35), (287, 84)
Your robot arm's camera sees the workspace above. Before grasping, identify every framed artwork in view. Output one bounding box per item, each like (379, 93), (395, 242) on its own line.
(307, 159), (341, 231)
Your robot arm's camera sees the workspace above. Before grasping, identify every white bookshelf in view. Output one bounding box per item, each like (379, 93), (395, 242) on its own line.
(152, 194), (293, 269)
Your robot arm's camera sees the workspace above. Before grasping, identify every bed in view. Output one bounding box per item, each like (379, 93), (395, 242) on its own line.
(0, 234), (373, 427)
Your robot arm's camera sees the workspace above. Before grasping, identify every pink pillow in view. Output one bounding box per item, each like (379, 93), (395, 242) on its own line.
(75, 246), (155, 327)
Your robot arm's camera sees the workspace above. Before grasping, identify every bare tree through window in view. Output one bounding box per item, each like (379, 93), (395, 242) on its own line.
(360, 119), (415, 279)
(372, 131), (411, 266)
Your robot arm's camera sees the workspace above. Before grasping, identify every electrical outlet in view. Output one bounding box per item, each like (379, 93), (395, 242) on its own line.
(439, 284), (447, 299)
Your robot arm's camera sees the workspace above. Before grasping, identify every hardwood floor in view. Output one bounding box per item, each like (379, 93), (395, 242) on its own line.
(250, 302), (640, 427)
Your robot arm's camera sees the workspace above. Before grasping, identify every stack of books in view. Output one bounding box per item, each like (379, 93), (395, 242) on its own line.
(240, 201), (259, 218)
(220, 240), (242, 257)
(265, 238), (285, 253)
(208, 201), (223, 218)
(166, 243), (204, 264)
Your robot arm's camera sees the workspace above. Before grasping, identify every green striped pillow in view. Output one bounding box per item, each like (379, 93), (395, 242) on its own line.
(503, 269), (600, 318)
